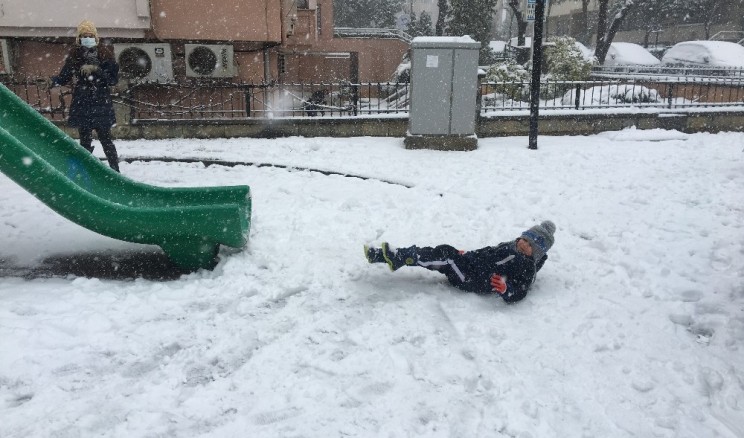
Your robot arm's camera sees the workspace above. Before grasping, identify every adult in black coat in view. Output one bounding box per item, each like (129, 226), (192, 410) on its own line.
(365, 221), (556, 303)
(50, 20), (120, 172)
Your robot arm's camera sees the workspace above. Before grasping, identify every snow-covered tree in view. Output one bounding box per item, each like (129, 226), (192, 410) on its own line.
(594, 0), (642, 64)
(448, 0), (499, 42)
(448, 0), (499, 63)
(623, 0), (680, 47)
(574, 0), (593, 45)
(545, 36), (593, 81)
(679, 0), (727, 39)
(333, 0), (403, 28)
(407, 11), (435, 37)
(505, 0), (529, 46)
(551, 0), (732, 56)
(435, 0), (449, 36)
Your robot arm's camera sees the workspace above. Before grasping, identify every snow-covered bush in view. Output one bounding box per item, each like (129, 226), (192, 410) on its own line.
(544, 36), (594, 81)
(479, 46), (504, 66)
(483, 59), (530, 101)
(561, 84), (661, 106)
(485, 58), (529, 82)
(539, 36), (595, 100)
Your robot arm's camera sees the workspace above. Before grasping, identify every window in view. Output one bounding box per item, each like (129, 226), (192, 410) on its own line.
(296, 0), (308, 8)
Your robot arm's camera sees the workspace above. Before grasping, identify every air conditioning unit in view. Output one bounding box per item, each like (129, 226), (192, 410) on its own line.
(113, 43), (174, 83)
(184, 44), (235, 78)
(0, 39), (12, 75)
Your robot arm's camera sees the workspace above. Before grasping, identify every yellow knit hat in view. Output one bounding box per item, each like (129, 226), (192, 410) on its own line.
(76, 20), (99, 44)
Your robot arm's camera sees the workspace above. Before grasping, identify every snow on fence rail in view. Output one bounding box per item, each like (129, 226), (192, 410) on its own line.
(481, 78), (744, 112)
(591, 65), (744, 80)
(2, 77), (743, 121)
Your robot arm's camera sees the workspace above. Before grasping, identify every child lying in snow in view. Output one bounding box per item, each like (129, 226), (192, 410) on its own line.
(365, 221), (555, 303)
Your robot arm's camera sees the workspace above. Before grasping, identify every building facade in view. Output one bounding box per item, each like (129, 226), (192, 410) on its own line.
(0, 0), (408, 83)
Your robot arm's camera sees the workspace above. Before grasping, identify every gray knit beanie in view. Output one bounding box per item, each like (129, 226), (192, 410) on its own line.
(520, 220), (556, 260)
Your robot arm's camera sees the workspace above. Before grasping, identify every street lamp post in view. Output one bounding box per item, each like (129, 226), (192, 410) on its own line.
(528, 0), (546, 150)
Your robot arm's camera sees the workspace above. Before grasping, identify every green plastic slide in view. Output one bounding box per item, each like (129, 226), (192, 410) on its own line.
(0, 83), (251, 270)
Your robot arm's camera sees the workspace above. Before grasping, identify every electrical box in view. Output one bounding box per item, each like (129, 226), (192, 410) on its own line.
(405, 36), (481, 151)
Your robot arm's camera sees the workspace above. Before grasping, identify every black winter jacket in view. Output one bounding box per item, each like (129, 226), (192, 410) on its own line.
(456, 240), (547, 303)
(52, 45), (119, 129)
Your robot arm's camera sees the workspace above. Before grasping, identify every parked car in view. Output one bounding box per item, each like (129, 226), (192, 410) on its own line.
(661, 41), (744, 68)
(603, 42), (660, 66)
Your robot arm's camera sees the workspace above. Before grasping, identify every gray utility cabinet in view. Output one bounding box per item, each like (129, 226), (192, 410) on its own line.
(408, 36), (481, 138)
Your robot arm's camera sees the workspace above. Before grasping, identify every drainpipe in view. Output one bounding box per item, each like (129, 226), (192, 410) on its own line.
(263, 48), (271, 117)
(263, 48), (271, 83)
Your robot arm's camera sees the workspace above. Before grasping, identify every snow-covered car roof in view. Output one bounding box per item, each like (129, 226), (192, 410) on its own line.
(574, 41), (596, 62)
(603, 42), (660, 66)
(489, 40), (507, 53)
(661, 41), (744, 68)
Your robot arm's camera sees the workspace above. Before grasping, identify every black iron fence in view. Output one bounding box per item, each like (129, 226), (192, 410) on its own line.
(591, 65), (744, 79)
(2, 79), (71, 121)
(118, 81), (410, 120)
(480, 78), (744, 112)
(2, 77), (743, 121)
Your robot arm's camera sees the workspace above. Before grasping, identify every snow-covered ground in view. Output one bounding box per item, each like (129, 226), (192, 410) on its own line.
(1, 129), (743, 437)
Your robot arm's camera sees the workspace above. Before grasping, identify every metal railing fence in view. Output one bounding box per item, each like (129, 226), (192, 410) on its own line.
(591, 65), (744, 79)
(119, 81), (411, 120)
(2, 77), (742, 121)
(2, 78), (71, 121)
(480, 78), (744, 112)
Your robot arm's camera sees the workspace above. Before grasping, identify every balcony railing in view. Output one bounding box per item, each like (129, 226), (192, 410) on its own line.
(333, 27), (412, 42)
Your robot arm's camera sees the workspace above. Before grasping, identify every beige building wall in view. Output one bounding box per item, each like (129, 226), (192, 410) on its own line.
(279, 0), (408, 82)
(149, 0), (282, 42)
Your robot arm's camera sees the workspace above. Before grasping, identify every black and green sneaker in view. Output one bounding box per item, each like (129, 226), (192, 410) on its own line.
(364, 245), (386, 264)
(381, 242), (416, 271)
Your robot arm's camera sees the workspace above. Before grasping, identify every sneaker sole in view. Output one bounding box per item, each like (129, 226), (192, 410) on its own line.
(381, 242), (395, 271)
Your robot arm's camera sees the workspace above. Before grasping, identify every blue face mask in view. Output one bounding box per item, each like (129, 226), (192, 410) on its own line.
(80, 37), (97, 48)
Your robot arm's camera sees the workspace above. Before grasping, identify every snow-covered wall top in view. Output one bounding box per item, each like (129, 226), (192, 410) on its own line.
(0, 0), (150, 38)
(411, 35), (480, 49)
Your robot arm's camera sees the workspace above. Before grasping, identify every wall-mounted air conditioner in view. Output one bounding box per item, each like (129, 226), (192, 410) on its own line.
(0, 39), (12, 75)
(184, 44), (235, 78)
(114, 43), (174, 83)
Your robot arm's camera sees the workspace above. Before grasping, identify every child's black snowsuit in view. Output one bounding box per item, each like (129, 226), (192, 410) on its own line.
(384, 240), (547, 303)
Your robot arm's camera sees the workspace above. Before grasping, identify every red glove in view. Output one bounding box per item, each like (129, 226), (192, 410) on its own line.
(490, 274), (507, 294)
